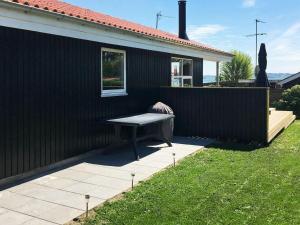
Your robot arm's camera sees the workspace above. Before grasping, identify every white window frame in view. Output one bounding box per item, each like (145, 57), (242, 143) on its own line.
(101, 47), (127, 97)
(171, 57), (193, 87)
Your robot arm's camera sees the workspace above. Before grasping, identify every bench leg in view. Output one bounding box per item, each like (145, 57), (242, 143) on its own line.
(165, 139), (173, 147)
(159, 122), (173, 147)
(132, 126), (139, 160)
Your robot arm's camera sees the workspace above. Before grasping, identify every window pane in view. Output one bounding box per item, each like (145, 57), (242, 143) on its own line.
(171, 77), (182, 87)
(182, 60), (192, 76)
(102, 51), (125, 90)
(183, 78), (192, 87)
(171, 58), (182, 76)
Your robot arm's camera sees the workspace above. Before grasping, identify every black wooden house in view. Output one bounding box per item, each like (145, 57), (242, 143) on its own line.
(0, 0), (232, 182)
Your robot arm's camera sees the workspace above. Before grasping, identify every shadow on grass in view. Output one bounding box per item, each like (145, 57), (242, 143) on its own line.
(206, 141), (267, 152)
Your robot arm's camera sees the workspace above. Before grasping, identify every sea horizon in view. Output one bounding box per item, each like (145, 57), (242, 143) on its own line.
(203, 73), (292, 83)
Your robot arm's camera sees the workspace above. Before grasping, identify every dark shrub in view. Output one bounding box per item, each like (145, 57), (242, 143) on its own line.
(273, 85), (300, 118)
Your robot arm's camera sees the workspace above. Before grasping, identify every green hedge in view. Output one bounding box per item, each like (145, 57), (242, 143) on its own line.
(273, 85), (300, 118)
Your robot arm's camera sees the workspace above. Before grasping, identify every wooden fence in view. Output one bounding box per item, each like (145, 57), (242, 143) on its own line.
(159, 87), (270, 142)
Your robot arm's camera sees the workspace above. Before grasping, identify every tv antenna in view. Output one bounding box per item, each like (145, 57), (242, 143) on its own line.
(155, 11), (175, 29)
(246, 19), (267, 67)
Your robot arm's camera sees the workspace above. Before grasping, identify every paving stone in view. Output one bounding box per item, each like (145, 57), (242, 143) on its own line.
(51, 169), (94, 182)
(68, 163), (101, 173)
(22, 218), (57, 225)
(0, 191), (33, 210)
(31, 175), (78, 189)
(63, 182), (122, 199)
(10, 183), (103, 211)
(37, 205), (83, 224)
(0, 210), (33, 225)
(0, 207), (8, 215)
(83, 174), (132, 190)
(120, 163), (163, 175)
(71, 164), (144, 181)
(133, 158), (172, 169)
(14, 198), (58, 217)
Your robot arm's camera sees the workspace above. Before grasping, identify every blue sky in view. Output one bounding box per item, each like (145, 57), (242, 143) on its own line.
(65, 0), (300, 74)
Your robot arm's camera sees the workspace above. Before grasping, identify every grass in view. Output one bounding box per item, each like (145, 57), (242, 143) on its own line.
(83, 121), (300, 225)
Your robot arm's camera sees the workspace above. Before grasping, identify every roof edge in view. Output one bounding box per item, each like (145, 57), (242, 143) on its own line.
(278, 72), (300, 85)
(2, 0), (233, 58)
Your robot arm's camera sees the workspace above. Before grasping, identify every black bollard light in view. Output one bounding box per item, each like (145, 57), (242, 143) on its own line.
(85, 194), (90, 218)
(131, 173), (135, 190)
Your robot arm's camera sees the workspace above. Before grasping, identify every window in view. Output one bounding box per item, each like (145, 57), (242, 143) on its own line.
(101, 48), (126, 97)
(171, 57), (193, 87)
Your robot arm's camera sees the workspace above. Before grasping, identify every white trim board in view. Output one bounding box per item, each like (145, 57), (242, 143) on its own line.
(278, 72), (300, 86)
(0, 1), (232, 62)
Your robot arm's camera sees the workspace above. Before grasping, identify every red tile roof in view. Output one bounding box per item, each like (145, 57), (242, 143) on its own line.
(6, 0), (232, 57)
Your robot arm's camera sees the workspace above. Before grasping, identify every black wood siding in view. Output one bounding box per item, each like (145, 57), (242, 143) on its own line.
(1, 26), (206, 180)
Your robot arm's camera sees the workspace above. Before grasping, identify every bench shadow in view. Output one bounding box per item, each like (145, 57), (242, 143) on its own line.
(85, 140), (170, 167)
(86, 137), (213, 167)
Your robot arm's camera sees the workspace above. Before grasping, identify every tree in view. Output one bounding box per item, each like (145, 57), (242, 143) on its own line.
(220, 50), (254, 83)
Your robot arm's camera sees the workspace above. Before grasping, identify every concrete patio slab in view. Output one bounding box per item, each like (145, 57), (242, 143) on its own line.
(9, 183), (103, 211)
(0, 210), (33, 225)
(62, 182), (122, 199)
(31, 176), (78, 189)
(22, 218), (57, 225)
(0, 137), (213, 225)
(37, 205), (83, 225)
(0, 207), (7, 215)
(52, 169), (96, 182)
(69, 163), (136, 180)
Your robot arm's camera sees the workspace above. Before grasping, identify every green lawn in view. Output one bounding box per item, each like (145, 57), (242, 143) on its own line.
(84, 121), (300, 225)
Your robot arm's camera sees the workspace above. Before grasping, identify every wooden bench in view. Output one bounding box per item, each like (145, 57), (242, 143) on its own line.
(107, 113), (175, 160)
